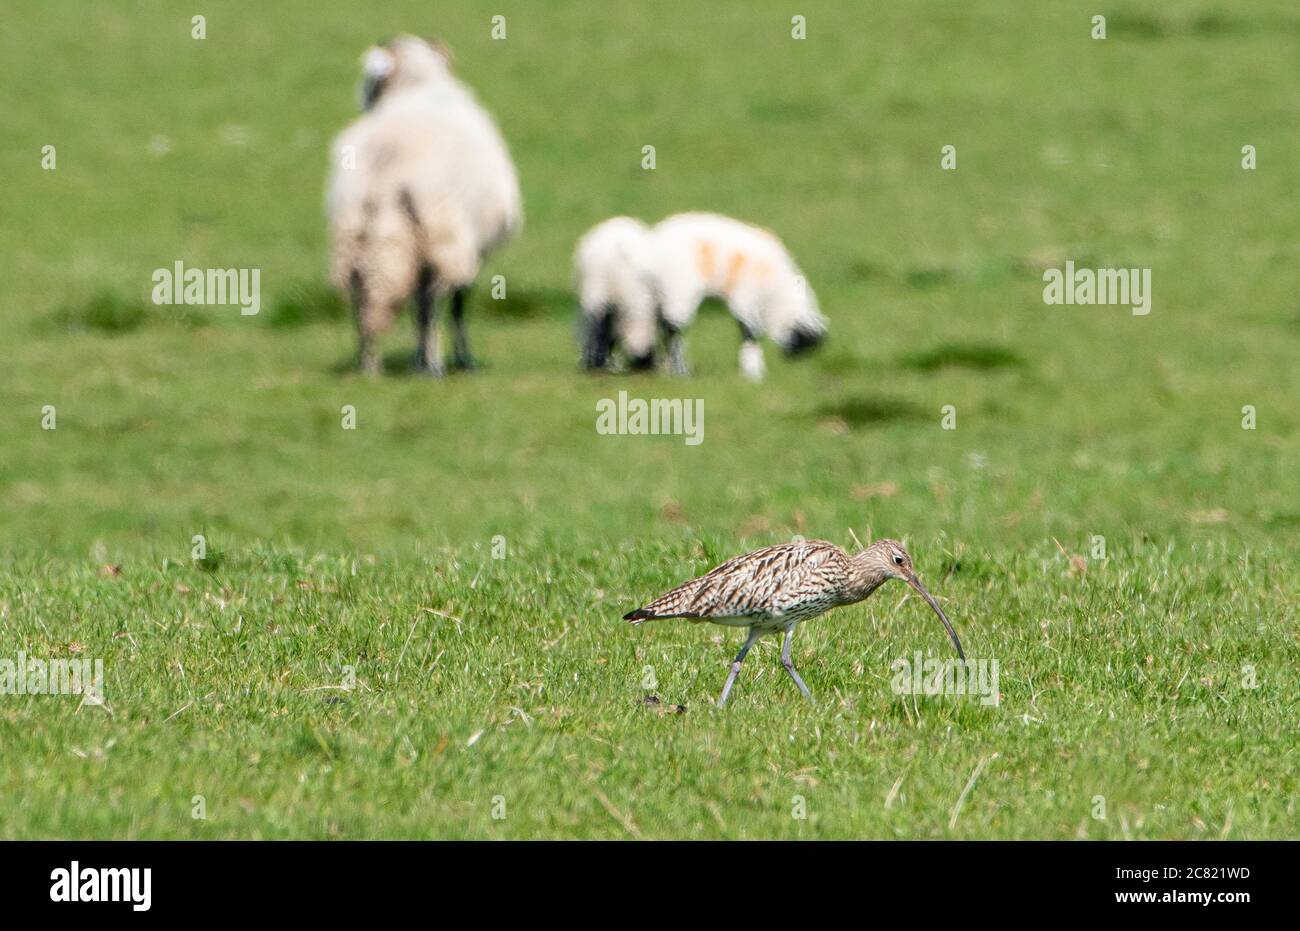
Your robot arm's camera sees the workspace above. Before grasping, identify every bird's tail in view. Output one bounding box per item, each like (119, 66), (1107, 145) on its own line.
(623, 608), (653, 624)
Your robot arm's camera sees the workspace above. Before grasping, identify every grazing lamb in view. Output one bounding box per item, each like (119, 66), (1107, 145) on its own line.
(574, 212), (826, 379)
(327, 35), (522, 376)
(649, 212), (827, 380)
(574, 217), (657, 370)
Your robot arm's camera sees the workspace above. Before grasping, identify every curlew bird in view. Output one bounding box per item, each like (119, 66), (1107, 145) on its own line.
(623, 538), (964, 707)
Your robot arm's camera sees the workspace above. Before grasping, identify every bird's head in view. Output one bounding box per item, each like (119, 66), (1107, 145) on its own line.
(862, 539), (965, 660)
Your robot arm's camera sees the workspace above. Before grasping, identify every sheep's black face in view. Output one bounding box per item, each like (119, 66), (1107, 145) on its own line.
(361, 76), (388, 110)
(626, 350), (657, 371)
(359, 46), (395, 111)
(781, 324), (826, 357)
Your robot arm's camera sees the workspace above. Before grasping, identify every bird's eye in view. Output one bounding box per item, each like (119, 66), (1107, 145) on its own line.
(893, 554), (904, 565)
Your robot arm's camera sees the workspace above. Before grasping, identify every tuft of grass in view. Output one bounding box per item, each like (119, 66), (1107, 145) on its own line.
(53, 291), (151, 334)
(482, 285), (576, 320)
(846, 258), (888, 282)
(49, 290), (214, 334)
(265, 282), (350, 328)
(903, 266), (956, 289)
(1104, 10), (1274, 41)
(815, 395), (923, 427)
(899, 343), (1027, 373)
(193, 544), (225, 573)
(816, 348), (877, 375)
(1104, 11), (1172, 40)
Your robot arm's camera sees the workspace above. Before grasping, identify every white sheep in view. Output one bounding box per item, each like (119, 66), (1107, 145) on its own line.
(574, 217), (657, 370)
(574, 212), (826, 379)
(327, 36), (522, 376)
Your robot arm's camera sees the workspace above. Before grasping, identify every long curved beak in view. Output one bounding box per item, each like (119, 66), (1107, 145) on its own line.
(905, 572), (965, 660)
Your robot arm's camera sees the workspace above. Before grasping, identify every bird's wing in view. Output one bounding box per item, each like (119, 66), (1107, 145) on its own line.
(624, 540), (845, 622)
(768, 550), (852, 616)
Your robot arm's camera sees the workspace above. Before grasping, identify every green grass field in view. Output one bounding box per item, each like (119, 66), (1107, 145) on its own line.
(2, 0), (1298, 838)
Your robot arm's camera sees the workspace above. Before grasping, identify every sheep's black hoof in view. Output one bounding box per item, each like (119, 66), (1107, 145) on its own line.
(450, 354), (480, 373)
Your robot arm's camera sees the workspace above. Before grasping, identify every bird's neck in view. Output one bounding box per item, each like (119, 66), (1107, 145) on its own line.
(840, 551), (889, 604)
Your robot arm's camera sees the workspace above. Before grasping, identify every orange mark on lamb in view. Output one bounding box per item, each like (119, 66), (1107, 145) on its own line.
(723, 252), (748, 292)
(695, 241), (716, 279)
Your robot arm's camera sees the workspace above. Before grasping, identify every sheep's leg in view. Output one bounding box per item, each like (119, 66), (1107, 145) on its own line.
(351, 270), (382, 378)
(450, 287), (477, 371)
(656, 286), (699, 376)
(358, 323), (381, 378)
(581, 306), (616, 370)
(661, 320), (688, 376)
(739, 340), (766, 381)
(414, 268), (444, 377)
(736, 321), (766, 382)
(666, 332), (688, 376)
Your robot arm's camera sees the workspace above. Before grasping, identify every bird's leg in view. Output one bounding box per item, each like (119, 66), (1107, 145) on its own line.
(781, 628), (812, 701)
(718, 628), (761, 708)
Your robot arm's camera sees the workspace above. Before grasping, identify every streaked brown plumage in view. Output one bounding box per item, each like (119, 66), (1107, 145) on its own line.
(624, 538), (964, 706)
